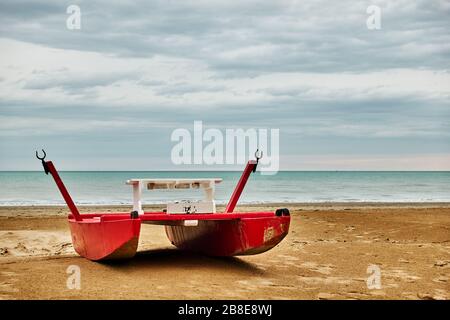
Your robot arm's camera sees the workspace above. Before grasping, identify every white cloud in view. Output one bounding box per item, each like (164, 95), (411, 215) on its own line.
(2, 39), (449, 112)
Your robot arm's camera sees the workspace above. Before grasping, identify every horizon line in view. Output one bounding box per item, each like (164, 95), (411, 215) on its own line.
(1, 170), (450, 172)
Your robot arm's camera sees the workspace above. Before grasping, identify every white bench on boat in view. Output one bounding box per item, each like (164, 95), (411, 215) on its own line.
(126, 178), (222, 215)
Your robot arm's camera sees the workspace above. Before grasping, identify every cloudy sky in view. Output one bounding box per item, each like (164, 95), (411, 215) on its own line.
(0, 0), (449, 170)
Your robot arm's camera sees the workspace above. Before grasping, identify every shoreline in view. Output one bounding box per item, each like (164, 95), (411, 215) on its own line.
(0, 202), (450, 218)
(2, 201), (450, 208)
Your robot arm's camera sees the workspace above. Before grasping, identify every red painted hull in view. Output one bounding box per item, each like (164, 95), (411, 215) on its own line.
(67, 211), (290, 261)
(165, 214), (290, 256)
(68, 215), (141, 261)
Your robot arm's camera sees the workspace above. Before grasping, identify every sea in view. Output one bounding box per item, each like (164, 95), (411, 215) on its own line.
(0, 171), (449, 206)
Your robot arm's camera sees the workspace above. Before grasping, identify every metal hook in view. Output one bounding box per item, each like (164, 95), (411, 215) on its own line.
(255, 149), (263, 161)
(36, 149), (46, 160)
(36, 149), (49, 174)
(253, 149), (263, 172)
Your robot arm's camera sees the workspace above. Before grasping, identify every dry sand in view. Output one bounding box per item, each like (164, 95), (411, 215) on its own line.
(0, 204), (449, 300)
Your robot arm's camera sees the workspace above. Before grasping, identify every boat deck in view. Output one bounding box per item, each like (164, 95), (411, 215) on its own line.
(68, 211), (276, 222)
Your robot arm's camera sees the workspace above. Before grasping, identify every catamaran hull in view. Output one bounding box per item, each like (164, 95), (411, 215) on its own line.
(165, 215), (290, 256)
(68, 216), (141, 261)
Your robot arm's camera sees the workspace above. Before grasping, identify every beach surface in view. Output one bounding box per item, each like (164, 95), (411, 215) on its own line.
(0, 204), (449, 300)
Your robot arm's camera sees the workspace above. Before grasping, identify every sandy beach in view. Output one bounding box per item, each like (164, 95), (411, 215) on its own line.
(0, 203), (449, 300)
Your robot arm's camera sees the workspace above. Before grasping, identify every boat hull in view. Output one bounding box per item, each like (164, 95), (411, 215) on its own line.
(165, 214), (290, 256)
(68, 216), (141, 261)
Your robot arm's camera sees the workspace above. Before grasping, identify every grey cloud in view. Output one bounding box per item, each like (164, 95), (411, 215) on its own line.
(1, 1), (449, 74)
(1, 91), (448, 139)
(153, 82), (226, 96)
(23, 72), (139, 90)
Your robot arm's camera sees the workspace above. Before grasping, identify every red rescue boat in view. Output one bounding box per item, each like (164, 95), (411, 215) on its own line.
(36, 150), (290, 261)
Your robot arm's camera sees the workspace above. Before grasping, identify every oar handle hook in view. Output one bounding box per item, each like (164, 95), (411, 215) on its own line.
(35, 149), (49, 174)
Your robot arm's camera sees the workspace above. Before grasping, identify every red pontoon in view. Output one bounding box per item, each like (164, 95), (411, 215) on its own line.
(36, 150), (290, 261)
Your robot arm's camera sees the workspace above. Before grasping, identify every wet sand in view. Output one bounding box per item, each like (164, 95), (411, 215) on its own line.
(0, 204), (449, 300)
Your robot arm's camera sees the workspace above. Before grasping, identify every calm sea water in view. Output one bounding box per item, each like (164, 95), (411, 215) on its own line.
(0, 171), (449, 206)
